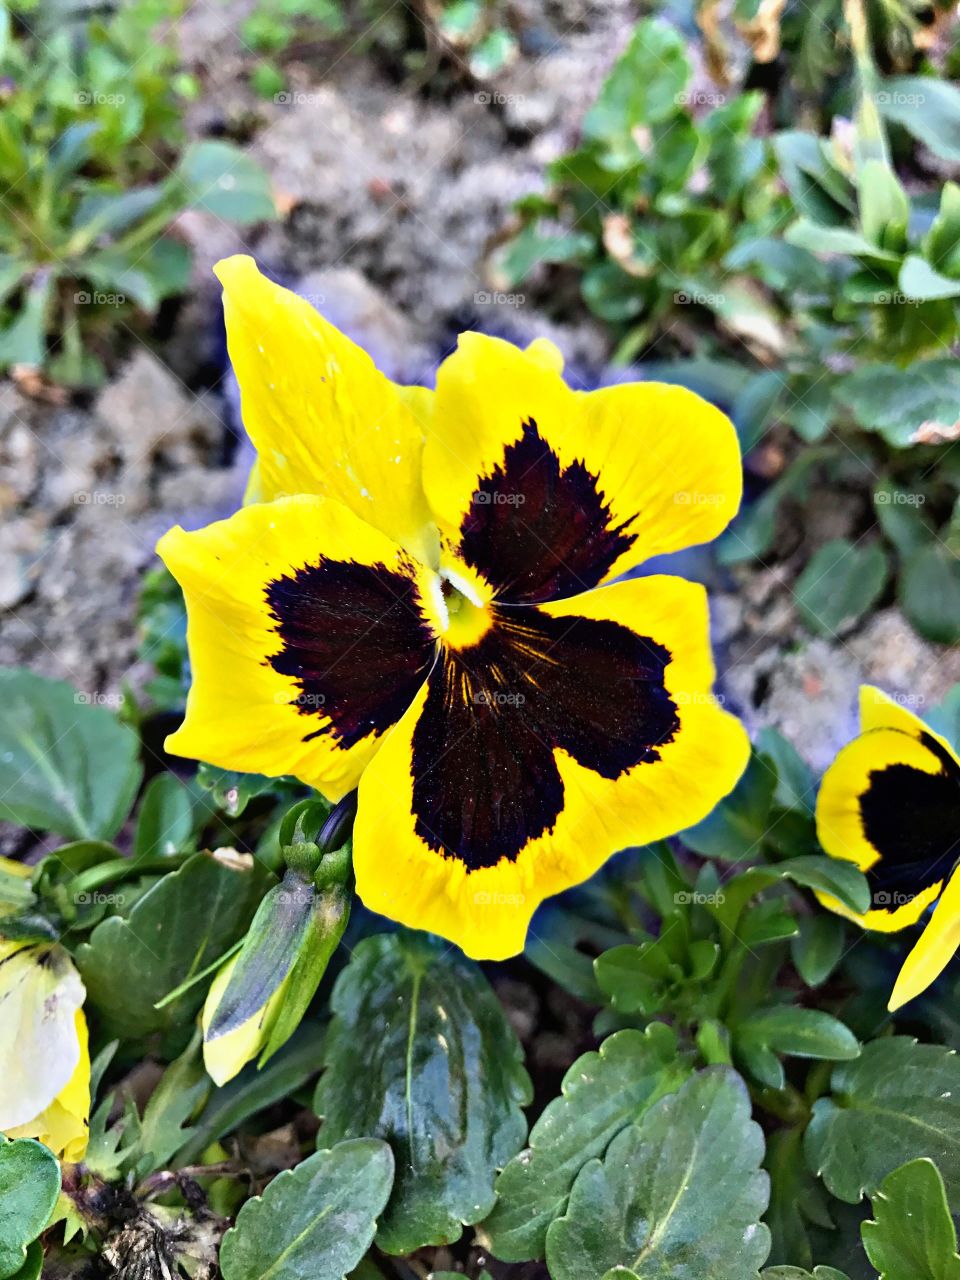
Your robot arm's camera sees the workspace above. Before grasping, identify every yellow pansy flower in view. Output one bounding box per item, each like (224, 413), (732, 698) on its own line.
(0, 941), (90, 1162)
(816, 685), (960, 1010)
(158, 254), (749, 960)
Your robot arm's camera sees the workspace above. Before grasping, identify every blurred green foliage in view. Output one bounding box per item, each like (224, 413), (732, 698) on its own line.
(0, 0), (274, 387)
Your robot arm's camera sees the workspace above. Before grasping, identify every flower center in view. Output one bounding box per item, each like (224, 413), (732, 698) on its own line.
(440, 578), (493, 650)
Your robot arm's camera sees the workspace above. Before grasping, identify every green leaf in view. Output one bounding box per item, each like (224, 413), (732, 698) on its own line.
(924, 181), (960, 276)
(926, 685), (960, 750)
(835, 358), (960, 448)
(784, 218), (899, 261)
(196, 764), (278, 818)
(899, 255), (960, 300)
(774, 132), (855, 223)
(0, 275), (53, 371)
(718, 449), (830, 562)
(735, 1008), (859, 1081)
(791, 915), (846, 988)
(496, 224), (592, 287)
(776, 856), (871, 916)
(0, 1138), (61, 1279)
(177, 140), (275, 223)
(129, 1032), (209, 1178)
(481, 1025), (690, 1261)
(859, 160), (909, 252)
(133, 773), (196, 858)
(874, 483), (935, 559)
(468, 28), (518, 79)
(583, 17), (690, 145)
(315, 932), (530, 1255)
(861, 1157), (960, 1280)
(0, 668), (142, 840)
(219, 1139), (394, 1280)
(176, 1021), (325, 1165)
(805, 1038), (960, 1204)
(762, 1270), (850, 1279)
(877, 78), (960, 163)
(3, 1240), (43, 1280)
(680, 751), (775, 861)
(545, 1068), (770, 1280)
(594, 943), (683, 1014)
(900, 544), (960, 645)
(76, 851), (272, 1037)
(794, 539), (888, 636)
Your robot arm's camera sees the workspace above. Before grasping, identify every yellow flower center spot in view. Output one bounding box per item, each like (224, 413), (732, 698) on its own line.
(441, 581), (493, 650)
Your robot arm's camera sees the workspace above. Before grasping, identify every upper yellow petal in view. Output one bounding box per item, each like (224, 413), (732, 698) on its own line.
(422, 332), (741, 602)
(859, 684), (958, 759)
(215, 254), (437, 565)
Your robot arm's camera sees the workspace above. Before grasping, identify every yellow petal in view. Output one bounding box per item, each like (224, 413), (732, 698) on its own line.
(890, 866), (960, 1010)
(815, 723), (960, 931)
(859, 684), (958, 755)
(215, 255), (437, 565)
(354, 575), (749, 959)
(158, 495), (442, 801)
(5, 1010), (91, 1162)
(422, 332), (741, 602)
(0, 945), (85, 1133)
